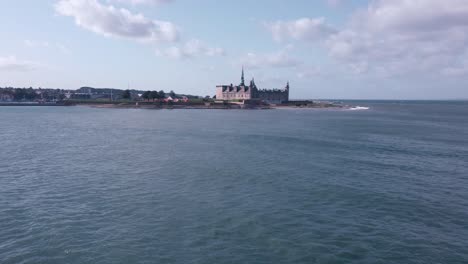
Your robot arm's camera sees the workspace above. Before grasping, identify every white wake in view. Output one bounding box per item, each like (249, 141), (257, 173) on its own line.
(348, 106), (370, 111)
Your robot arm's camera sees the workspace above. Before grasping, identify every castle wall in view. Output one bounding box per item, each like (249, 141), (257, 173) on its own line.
(257, 90), (289, 104)
(216, 86), (252, 100)
(216, 87), (224, 100)
(216, 87), (288, 102)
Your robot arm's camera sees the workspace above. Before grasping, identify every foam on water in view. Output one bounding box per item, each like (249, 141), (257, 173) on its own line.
(348, 106), (370, 111)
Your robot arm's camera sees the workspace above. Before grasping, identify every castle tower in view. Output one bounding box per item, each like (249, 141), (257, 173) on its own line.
(240, 67), (245, 86)
(250, 77), (256, 89)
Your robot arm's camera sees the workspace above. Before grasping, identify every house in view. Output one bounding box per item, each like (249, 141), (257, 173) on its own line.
(0, 92), (14, 101)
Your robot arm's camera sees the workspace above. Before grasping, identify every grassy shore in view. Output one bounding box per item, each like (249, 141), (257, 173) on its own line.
(0, 99), (346, 110)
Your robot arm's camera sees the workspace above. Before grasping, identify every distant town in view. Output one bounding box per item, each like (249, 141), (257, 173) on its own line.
(0, 69), (341, 109)
(0, 86), (199, 103)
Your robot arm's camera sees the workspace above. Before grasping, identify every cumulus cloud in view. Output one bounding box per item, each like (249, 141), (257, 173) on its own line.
(55, 0), (179, 43)
(155, 39), (225, 59)
(268, 0), (468, 76)
(238, 46), (302, 69)
(264, 17), (337, 42)
(328, 0), (468, 76)
(0, 56), (40, 72)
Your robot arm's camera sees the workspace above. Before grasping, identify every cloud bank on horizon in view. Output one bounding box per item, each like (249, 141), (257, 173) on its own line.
(265, 0), (468, 77)
(1, 0), (468, 99)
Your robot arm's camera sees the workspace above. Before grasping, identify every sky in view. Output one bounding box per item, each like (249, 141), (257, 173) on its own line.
(1, 0), (468, 99)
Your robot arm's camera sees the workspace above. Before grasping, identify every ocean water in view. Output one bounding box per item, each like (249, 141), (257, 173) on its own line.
(1, 101), (467, 264)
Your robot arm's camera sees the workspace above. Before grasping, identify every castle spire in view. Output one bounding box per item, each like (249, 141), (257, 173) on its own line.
(250, 77), (256, 88)
(241, 66), (245, 86)
(285, 81), (290, 90)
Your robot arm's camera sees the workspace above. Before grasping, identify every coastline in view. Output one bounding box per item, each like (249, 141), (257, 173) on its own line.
(86, 103), (348, 110)
(0, 100), (355, 110)
(0, 102), (350, 110)
(0, 102), (67, 107)
(87, 103), (272, 110)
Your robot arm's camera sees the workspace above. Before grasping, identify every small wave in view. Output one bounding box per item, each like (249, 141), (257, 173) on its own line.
(348, 106), (370, 111)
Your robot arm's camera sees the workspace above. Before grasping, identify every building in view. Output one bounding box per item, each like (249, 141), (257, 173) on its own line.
(0, 92), (14, 102)
(216, 68), (289, 104)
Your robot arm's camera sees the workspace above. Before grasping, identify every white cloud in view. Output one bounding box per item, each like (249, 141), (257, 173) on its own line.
(55, 0), (179, 43)
(156, 39), (225, 59)
(239, 47), (302, 69)
(264, 17), (337, 42)
(269, 0), (468, 77)
(327, 0), (468, 76)
(0, 56), (40, 72)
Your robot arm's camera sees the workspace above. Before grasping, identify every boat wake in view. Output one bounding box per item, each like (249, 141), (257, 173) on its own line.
(348, 106), (370, 111)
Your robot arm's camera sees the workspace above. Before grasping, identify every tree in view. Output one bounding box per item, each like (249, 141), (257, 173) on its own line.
(25, 88), (37, 101)
(142, 91), (151, 101)
(122, 89), (131, 100)
(169, 90), (176, 98)
(158, 90), (165, 99)
(41, 91), (49, 100)
(150, 91), (159, 101)
(14, 89), (24, 101)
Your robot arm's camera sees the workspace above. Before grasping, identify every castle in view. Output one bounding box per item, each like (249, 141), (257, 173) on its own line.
(216, 68), (289, 104)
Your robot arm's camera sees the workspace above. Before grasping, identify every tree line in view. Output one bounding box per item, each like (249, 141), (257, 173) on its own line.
(1, 86), (185, 102)
(0, 87), (65, 101)
(140, 90), (176, 101)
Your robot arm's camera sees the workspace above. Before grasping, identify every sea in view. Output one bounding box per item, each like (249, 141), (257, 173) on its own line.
(0, 101), (467, 264)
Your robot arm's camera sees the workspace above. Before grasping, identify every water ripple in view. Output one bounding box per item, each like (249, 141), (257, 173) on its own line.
(0, 104), (468, 263)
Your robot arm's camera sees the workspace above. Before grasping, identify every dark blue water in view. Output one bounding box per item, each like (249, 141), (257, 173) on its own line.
(1, 102), (468, 264)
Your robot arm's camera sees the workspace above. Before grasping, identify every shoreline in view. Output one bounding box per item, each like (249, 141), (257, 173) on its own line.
(88, 104), (272, 110)
(86, 103), (349, 110)
(0, 101), (355, 110)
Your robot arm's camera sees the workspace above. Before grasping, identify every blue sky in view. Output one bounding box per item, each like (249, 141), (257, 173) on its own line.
(1, 0), (468, 99)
